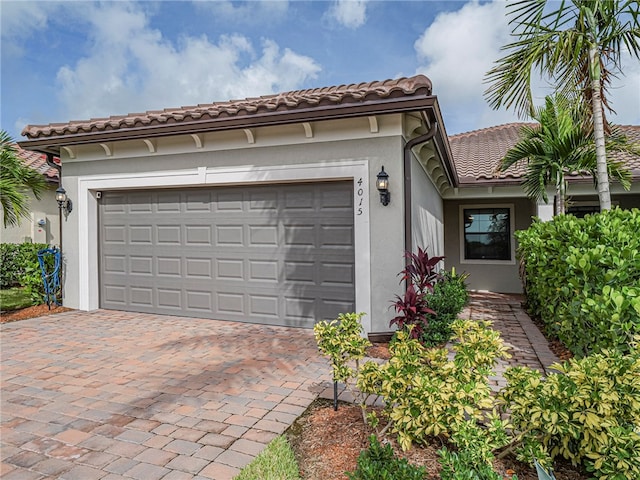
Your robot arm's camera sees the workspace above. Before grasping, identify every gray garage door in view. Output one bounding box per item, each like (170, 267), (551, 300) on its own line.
(99, 182), (355, 327)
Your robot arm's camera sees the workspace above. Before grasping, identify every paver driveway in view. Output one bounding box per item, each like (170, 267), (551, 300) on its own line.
(1, 310), (331, 480)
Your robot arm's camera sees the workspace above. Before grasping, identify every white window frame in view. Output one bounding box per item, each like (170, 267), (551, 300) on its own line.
(459, 203), (516, 265)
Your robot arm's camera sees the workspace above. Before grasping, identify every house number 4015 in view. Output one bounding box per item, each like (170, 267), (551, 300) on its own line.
(356, 177), (364, 215)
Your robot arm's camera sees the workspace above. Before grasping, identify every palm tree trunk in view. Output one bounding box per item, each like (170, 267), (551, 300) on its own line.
(558, 180), (566, 215)
(589, 45), (611, 211)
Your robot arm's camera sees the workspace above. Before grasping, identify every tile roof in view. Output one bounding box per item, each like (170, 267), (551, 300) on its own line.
(15, 144), (60, 182)
(449, 123), (640, 184)
(21, 75), (433, 139)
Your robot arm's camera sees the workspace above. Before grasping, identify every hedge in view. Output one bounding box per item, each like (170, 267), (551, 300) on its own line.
(516, 208), (640, 357)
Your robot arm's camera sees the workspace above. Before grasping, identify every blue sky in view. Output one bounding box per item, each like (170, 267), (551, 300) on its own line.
(2, 0), (639, 141)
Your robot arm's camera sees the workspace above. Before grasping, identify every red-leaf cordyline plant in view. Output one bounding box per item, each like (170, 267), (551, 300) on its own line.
(390, 248), (444, 340)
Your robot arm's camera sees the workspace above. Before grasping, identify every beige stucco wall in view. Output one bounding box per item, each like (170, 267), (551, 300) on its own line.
(0, 186), (60, 246)
(59, 127), (417, 334)
(444, 197), (535, 293)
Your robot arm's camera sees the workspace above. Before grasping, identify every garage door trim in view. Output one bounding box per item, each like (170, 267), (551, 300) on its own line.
(75, 160), (372, 332)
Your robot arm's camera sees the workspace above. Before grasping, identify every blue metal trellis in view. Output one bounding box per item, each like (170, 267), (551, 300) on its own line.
(37, 247), (61, 309)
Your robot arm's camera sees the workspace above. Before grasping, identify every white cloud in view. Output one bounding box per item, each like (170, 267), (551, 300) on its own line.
(415, 0), (640, 134)
(54, 2), (321, 121)
(0, 1), (58, 56)
(414, 0), (519, 134)
(608, 50), (640, 126)
(192, 1), (289, 23)
(327, 0), (368, 29)
(0, 1), (50, 39)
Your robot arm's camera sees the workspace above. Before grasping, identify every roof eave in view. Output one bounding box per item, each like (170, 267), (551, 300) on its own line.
(18, 95), (439, 155)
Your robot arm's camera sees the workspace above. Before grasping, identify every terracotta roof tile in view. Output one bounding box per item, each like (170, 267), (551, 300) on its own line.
(21, 76), (432, 139)
(15, 144), (59, 182)
(449, 123), (640, 184)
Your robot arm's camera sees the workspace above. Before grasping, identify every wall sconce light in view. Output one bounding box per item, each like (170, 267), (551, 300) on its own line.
(55, 186), (73, 216)
(376, 166), (390, 206)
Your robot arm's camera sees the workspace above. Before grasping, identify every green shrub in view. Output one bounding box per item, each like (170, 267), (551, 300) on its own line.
(421, 270), (469, 347)
(0, 243), (55, 304)
(1, 243), (47, 288)
(516, 208), (640, 356)
(358, 319), (510, 451)
(500, 347), (640, 480)
(346, 435), (426, 480)
(438, 419), (511, 480)
(314, 312), (371, 419)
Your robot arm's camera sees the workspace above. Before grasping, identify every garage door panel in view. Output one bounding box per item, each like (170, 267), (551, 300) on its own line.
(130, 287), (153, 307)
(157, 225), (182, 244)
(130, 225), (153, 244)
(104, 285), (127, 305)
(100, 182), (355, 326)
(129, 193), (153, 212)
(103, 225), (127, 244)
(216, 225), (244, 246)
(186, 290), (213, 311)
(185, 225), (213, 245)
(185, 258), (213, 279)
(217, 292), (244, 314)
(216, 258), (244, 280)
(185, 191), (212, 211)
(248, 260), (279, 282)
(320, 224), (354, 246)
(130, 256), (154, 275)
(157, 257), (182, 276)
(157, 288), (182, 309)
(157, 192), (181, 211)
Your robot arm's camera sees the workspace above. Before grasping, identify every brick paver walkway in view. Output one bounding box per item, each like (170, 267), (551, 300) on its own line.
(461, 292), (560, 390)
(1, 293), (557, 479)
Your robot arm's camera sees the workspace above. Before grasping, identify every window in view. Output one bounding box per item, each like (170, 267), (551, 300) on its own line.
(461, 206), (512, 262)
(566, 204), (599, 218)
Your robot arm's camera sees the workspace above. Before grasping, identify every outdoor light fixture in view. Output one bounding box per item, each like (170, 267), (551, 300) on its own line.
(55, 186), (72, 216)
(376, 166), (390, 206)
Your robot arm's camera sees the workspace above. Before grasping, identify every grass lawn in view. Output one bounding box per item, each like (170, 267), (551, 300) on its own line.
(0, 287), (34, 311)
(235, 436), (300, 480)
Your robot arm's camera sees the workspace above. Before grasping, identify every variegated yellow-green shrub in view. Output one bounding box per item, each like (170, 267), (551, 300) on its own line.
(314, 312), (371, 416)
(358, 319), (511, 452)
(500, 347), (640, 480)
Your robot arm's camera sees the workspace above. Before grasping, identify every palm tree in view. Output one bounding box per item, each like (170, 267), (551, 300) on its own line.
(498, 95), (633, 214)
(485, 0), (640, 211)
(0, 130), (47, 227)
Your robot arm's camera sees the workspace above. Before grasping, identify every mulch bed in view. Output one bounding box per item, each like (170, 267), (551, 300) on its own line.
(0, 304), (73, 323)
(288, 400), (587, 480)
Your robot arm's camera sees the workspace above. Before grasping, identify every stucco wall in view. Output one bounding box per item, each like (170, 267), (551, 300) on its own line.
(566, 193), (640, 210)
(411, 157), (444, 257)
(444, 197), (535, 293)
(60, 134), (408, 334)
(0, 186), (60, 246)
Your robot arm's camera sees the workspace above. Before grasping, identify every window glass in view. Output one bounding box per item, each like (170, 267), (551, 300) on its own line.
(463, 208), (511, 261)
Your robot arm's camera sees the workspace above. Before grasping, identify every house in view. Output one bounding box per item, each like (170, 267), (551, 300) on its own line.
(445, 123), (640, 293)
(18, 75), (640, 336)
(0, 146), (61, 246)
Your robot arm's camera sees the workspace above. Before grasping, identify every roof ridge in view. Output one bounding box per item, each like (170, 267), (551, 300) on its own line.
(449, 122), (536, 139)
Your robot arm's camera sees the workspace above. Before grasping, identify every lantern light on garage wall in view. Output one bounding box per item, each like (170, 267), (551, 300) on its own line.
(376, 166), (390, 206)
(55, 186), (73, 217)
